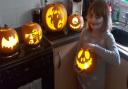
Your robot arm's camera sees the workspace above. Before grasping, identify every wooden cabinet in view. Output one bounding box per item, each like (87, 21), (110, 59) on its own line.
(0, 39), (54, 89)
(106, 58), (128, 89)
(53, 41), (79, 89)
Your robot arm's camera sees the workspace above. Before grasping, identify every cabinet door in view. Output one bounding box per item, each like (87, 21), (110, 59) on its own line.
(54, 41), (79, 89)
(106, 58), (128, 89)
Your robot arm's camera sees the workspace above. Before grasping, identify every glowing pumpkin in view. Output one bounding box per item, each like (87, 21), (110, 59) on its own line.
(0, 25), (19, 54)
(21, 22), (43, 46)
(68, 14), (84, 31)
(42, 3), (67, 32)
(75, 48), (96, 74)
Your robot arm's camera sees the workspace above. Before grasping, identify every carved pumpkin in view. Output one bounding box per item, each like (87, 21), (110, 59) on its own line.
(21, 22), (43, 46)
(68, 14), (84, 31)
(0, 25), (19, 54)
(42, 3), (67, 32)
(75, 48), (96, 74)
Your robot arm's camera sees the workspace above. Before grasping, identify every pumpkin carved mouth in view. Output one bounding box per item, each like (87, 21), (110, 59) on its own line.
(70, 24), (81, 30)
(2, 34), (18, 50)
(76, 57), (93, 70)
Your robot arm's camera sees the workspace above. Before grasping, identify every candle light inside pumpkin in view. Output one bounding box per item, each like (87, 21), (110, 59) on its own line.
(68, 14), (84, 31)
(75, 48), (97, 74)
(0, 26), (19, 54)
(42, 3), (67, 32)
(21, 22), (43, 46)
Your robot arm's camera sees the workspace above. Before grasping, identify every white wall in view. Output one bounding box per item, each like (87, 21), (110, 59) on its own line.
(0, 0), (71, 28)
(46, 0), (72, 14)
(0, 0), (41, 28)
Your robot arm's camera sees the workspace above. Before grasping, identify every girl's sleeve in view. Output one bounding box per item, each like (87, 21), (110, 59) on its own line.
(93, 32), (120, 65)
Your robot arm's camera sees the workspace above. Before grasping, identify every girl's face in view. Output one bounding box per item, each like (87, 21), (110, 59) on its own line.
(88, 16), (103, 32)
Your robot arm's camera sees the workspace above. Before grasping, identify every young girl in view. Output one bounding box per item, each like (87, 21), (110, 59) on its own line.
(74, 0), (120, 89)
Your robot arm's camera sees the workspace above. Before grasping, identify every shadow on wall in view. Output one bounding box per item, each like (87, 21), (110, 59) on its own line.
(20, 9), (33, 26)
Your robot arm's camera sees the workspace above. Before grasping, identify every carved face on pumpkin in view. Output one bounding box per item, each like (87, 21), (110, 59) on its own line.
(42, 3), (67, 32)
(75, 48), (96, 74)
(0, 26), (19, 54)
(21, 22), (42, 46)
(68, 14), (84, 31)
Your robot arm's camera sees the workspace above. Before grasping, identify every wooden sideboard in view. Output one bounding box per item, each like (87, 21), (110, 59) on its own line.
(0, 38), (54, 89)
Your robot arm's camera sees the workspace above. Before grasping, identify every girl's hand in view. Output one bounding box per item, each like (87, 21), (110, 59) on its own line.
(83, 43), (95, 49)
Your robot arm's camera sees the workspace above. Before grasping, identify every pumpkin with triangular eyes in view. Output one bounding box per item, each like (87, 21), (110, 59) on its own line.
(74, 48), (97, 74)
(0, 25), (19, 54)
(68, 14), (84, 31)
(42, 3), (67, 32)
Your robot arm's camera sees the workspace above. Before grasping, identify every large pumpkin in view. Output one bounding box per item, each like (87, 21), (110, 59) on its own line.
(21, 22), (43, 46)
(75, 48), (96, 74)
(68, 14), (84, 31)
(42, 3), (67, 32)
(0, 25), (19, 54)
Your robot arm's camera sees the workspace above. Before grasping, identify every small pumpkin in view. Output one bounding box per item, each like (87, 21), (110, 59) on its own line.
(0, 25), (19, 54)
(75, 48), (96, 74)
(68, 14), (84, 31)
(42, 3), (67, 32)
(21, 22), (43, 46)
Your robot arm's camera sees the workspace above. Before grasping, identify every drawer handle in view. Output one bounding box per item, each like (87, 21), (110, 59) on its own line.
(57, 52), (61, 69)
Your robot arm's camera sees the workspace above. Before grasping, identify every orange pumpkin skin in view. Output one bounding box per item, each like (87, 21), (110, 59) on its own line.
(68, 14), (84, 31)
(21, 22), (43, 46)
(42, 3), (67, 32)
(75, 48), (97, 74)
(0, 26), (19, 54)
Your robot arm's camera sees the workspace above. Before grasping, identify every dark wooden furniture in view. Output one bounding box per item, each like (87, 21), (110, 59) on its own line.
(0, 38), (54, 89)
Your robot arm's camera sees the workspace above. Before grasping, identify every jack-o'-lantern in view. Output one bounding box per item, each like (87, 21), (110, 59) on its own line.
(21, 22), (43, 46)
(42, 3), (67, 32)
(68, 14), (84, 31)
(75, 48), (96, 74)
(0, 25), (19, 54)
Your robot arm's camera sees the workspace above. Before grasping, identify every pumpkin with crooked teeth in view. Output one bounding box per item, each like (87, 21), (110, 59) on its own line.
(0, 25), (19, 54)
